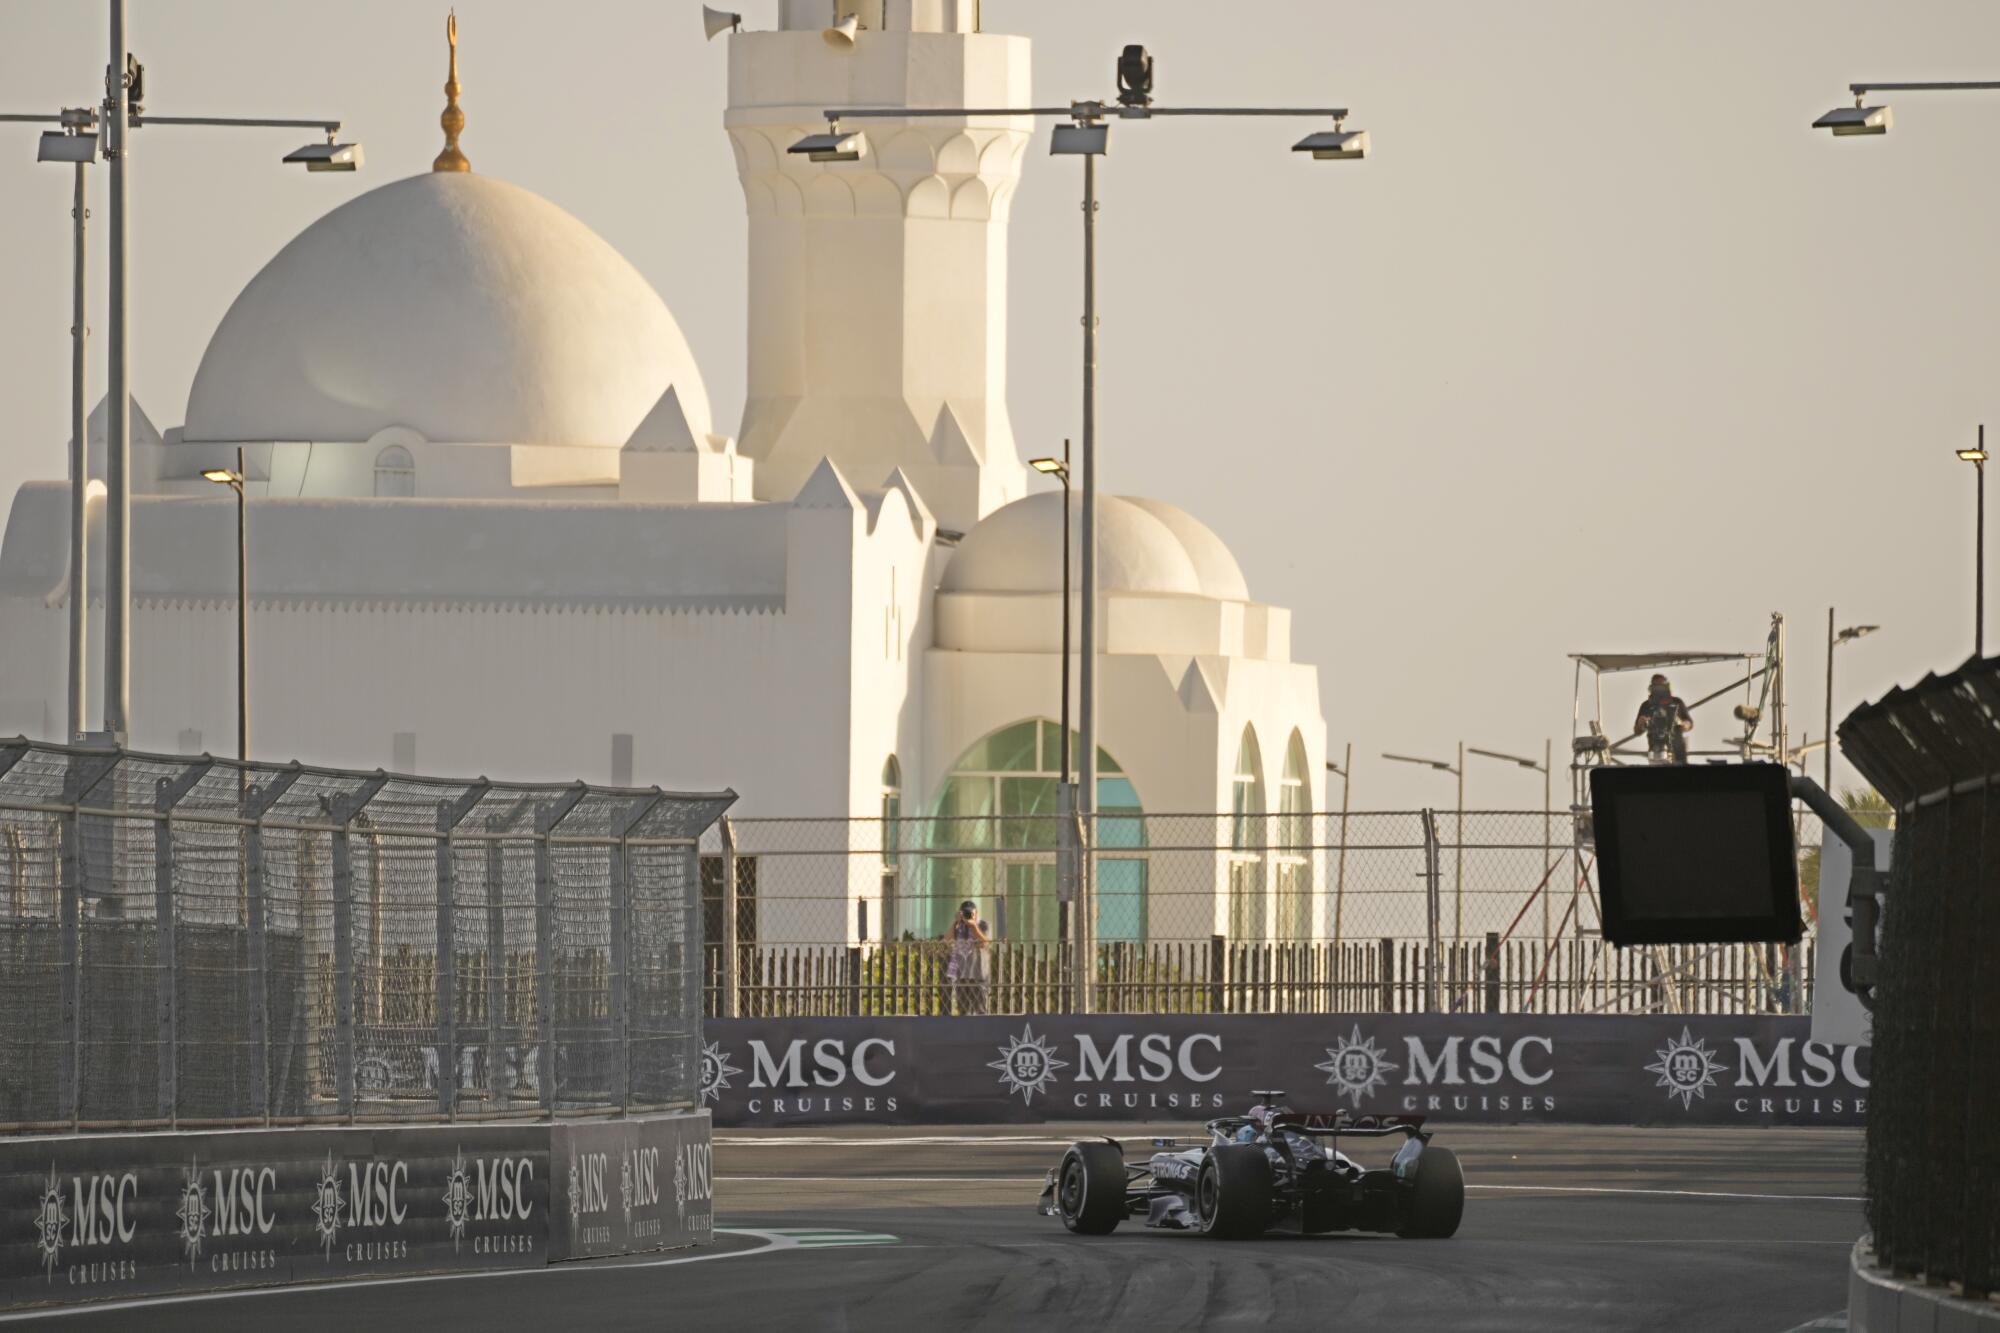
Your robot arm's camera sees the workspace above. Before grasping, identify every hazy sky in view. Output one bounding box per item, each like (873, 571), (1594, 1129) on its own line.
(0, 1), (1991, 809)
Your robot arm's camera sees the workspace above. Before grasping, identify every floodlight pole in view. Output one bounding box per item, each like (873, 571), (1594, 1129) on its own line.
(7, 0), (353, 749)
(817, 95), (1357, 1014)
(67, 155), (88, 742)
(104, 0), (131, 743)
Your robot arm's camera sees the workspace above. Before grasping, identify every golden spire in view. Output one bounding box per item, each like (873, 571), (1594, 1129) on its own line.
(433, 10), (470, 172)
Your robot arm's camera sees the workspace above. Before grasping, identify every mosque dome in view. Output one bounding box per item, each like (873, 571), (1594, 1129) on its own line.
(942, 492), (1249, 600)
(181, 171), (712, 450)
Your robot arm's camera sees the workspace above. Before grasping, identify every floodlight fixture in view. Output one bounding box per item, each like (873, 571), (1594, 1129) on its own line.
(1813, 104), (1892, 137)
(824, 14), (859, 45)
(201, 467), (243, 487)
(1116, 44), (1154, 108)
(1468, 746), (1544, 772)
(702, 6), (742, 40)
(1294, 126), (1368, 160)
(282, 138), (363, 172)
(37, 131), (99, 164)
(788, 128), (865, 163)
(1837, 624), (1880, 644)
(1050, 122), (1108, 156)
(1383, 752), (1459, 775)
(1958, 446), (1989, 463)
(1029, 456), (1068, 477)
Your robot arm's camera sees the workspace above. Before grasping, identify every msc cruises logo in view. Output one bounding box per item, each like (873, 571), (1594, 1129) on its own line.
(445, 1149), (476, 1251)
(310, 1154), (346, 1258)
(176, 1159), (211, 1267)
(1316, 1026), (1399, 1108)
(1646, 1026), (1728, 1109)
(700, 1040), (743, 1104)
(990, 1025), (1069, 1104)
(33, 1166), (68, 1281)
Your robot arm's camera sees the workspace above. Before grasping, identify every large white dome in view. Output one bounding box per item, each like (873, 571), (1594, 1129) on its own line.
(942, 492), (1249, 600)
(182, 172), (711, 449)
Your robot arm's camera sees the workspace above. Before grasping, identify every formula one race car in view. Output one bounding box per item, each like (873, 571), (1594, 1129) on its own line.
(1036, 1091), (1464, 1240)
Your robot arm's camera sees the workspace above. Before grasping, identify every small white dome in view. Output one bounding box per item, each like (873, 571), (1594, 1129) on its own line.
(182, 172), (711, 449)
(942, 492), (1248, 600)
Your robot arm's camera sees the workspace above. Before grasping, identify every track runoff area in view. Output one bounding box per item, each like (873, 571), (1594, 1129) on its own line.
(17, 1121), (1862, 1333)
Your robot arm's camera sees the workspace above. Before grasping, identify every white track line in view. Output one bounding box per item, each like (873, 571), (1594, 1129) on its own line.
(1465, 1183), (1862, 1203)
(0, 1229), (803, 1325)
(722, 1175), (1863, 1203)
(717, 1136), (1079, 1147)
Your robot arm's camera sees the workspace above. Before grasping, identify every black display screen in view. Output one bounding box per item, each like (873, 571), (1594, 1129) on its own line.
(1589, 763), (1802, 945)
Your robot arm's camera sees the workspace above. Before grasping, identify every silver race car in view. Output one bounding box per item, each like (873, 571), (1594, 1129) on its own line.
(1037, 1090), (1464, 1240)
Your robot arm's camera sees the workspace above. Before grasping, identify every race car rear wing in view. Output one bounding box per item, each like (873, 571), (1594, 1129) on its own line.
(1272, 1112), (1430, 1140)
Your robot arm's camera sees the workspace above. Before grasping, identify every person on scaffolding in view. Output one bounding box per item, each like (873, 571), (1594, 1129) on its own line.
(1634, 673), (1693, 764)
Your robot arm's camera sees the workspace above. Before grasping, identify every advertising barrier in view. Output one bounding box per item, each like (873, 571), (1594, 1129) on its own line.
(700, 1016), (1867, 1128)
(0, 1111), (710, 1313)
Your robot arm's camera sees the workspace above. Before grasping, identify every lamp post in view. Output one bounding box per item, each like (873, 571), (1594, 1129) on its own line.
(1961, 430), (1988, 658)
(4, 0), (361, 746)
(1468, 743), (1553, 998)
(201, 452), (248, 788)
(1383, 746), (1464, 951)
(1822, 615), (1880, 791)
(1029, 448), (1078, 946)
(797, 50), (1366, 1010)
(1325, 745), (1352, 949)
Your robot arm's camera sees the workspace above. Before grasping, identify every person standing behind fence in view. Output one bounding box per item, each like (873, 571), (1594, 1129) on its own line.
(944, 899), (991, 1015)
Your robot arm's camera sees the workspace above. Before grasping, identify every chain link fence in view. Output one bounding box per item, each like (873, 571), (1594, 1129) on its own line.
(697, 809), (1817, 1018)
(0, 739), (732, 1130)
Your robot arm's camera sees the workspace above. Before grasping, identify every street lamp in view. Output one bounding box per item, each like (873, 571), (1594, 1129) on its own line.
(1325, 745), (1353, 948)
(1822, 616), (1880, 791)
(1468, 743), (1555, 970)
(202, 451), (248, 788)
(1961, 428), (1988, 658)
(1384, 745), (1465, 953)
(1029, 448), (1077, 940)
(798, 46), (1366, 1012)
(3, 0), (362, 747)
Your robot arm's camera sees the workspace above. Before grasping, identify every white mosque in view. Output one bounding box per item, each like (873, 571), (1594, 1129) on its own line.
(0, 0), (1326, 946)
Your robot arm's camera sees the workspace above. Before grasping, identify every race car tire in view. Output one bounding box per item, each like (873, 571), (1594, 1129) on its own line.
(1058, 1143), (1125, 1235)
(1197, 1144), (1273, 1239)
(1396, 1144), (1464, 1239)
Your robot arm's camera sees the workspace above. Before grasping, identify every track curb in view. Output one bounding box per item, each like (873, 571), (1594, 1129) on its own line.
(1849, 1237), (2000, 1331)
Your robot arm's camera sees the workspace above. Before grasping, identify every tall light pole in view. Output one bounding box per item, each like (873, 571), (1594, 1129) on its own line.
(1325, 746), (1352, 948)
(797, 48), (1367, 1011)
(1823, 615), (1880, 791)
(1468, 744), (1553, 982)
(4, 2), (361, 746)
(1383, 747), (1464, 951)
(1961, 431), (1988, 658)
(202, 453), (248, 787)
(1029, 449), (1077, 948)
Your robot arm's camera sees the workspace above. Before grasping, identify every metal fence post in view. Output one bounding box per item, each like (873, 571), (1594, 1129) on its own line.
(245, 792), (271, 1122)
(485, 814), (507, 1109)
(534, 805), (556, 1116)
(435, 802), (457, 1117)
(330, 804), (356, 1118)
(719, 816), (739, 1019)
(58, 765), (81, 1127)
(432, 784), (485, 1119)
(151, 760), (208, 1125)
(1420, 809), (1441, 1015)
(1484, 931), (1501, 1014)
(1378, 937), (1394, 1013)
(1209, 934), (1225, 1014)
(610, 833), (629, 1112)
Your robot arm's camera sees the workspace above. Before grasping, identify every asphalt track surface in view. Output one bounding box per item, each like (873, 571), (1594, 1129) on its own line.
(12, 1123), (1863, 1333)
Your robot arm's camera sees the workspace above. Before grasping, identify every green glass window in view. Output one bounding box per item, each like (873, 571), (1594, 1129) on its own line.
(923, 719), (1146, 943)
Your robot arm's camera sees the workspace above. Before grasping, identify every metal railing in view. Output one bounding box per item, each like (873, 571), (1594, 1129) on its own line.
(0, 738), (732, 1131)
(695, 809), (1818, 1018)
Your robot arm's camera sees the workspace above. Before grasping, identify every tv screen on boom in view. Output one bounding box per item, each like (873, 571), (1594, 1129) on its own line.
(1589, 762), (1803, 946)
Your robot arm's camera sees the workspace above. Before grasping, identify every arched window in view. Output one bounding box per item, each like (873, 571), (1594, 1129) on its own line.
(1229, 726), (1267, 940)
(880, 756), (902, 939)
(927, 719), (1146, 943)
(373, 444), (416, 497)
(1275, 733), (1314, 941)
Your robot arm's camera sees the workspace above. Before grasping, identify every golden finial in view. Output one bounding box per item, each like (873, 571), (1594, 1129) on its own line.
(433, 9), (470, 173)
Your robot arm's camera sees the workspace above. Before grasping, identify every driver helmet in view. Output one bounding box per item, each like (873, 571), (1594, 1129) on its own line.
(1233, 1124), (1259, 1144)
